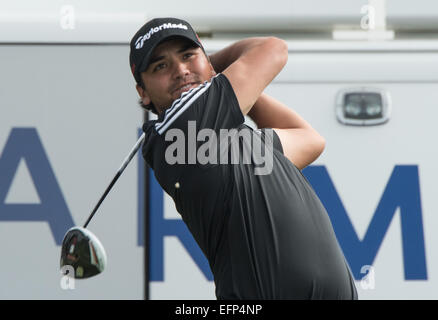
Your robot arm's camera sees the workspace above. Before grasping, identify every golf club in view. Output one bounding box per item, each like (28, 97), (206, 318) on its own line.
(60, 132), (146, 279)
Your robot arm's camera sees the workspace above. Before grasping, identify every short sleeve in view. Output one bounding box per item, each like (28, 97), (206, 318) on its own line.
(198, 73), (245, 131)
(152, 73), (245, 136)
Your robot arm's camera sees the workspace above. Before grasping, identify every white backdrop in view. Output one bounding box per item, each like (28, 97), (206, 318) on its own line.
(0, 44), (144, 299)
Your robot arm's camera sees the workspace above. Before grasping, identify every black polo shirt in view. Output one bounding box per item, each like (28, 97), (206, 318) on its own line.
(142, 73), (358, 299)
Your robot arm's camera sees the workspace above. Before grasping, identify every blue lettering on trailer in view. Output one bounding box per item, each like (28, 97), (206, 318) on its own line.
(0, 128), (74, 245)
(304, 165), (427, 280)
(143, 163), (427, 282)
(0, 129), (426, 280)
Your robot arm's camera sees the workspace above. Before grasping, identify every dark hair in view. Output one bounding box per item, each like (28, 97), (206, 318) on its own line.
(137, 79), (159, 115)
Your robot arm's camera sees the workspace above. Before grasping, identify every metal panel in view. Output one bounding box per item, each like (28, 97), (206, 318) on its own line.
(1, 0), (438, 43)
(0, 44), (144, 299)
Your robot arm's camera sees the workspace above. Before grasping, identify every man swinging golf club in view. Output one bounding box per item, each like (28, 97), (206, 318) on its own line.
(130, 17), (358, 299)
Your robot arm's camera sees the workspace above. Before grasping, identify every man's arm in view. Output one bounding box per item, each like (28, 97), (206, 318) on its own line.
(209, 39), (324, 170)
(209, 37), (288, 115)
(209, 38), (271, 74)
(249, 93), (326, 170)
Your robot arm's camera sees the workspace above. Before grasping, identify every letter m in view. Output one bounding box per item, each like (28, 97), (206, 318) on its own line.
(303, 165), (427, 280)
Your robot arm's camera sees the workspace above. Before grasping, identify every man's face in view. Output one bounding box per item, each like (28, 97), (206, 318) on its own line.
(136, 37), (216, 114)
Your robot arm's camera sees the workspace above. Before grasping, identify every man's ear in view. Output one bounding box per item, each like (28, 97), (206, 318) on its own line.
(205, 54), (217, 76)
(136, 84), (151, 106)
(211, 65), (217, 77)
(208, 61), (217, 77)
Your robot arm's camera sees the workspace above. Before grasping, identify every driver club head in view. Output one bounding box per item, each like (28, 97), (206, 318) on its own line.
(60, 227), (107, 279)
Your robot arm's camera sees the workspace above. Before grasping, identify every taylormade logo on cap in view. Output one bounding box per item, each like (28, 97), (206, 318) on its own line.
(135, 22), (189, 49)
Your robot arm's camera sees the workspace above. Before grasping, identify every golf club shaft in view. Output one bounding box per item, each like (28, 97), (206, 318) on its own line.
(83, 132), (146, 228)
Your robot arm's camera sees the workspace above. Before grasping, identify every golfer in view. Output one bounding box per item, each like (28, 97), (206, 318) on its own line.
(129, 17), (358, 299)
